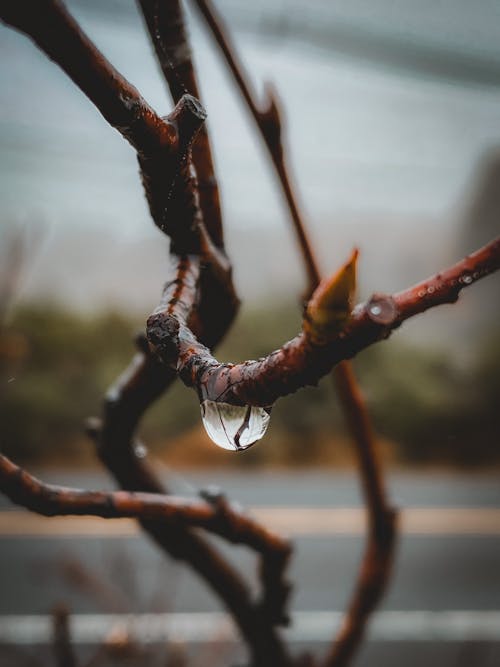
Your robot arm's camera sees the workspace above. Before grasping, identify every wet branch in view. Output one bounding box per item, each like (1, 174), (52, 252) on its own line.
(87, 337), (292, 666)
(138, 0), (225, 248)
(1, 0), (174, 155)
(148, 237), (500, 407)
(190, 4), (398, 662)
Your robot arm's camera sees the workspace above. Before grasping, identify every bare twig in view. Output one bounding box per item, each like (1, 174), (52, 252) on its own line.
(0, 453), (291, 558)
(189, 6), (398, 661)
(325, 364), (396, 666)
(192, 0), (319, 296)
(138, 0), (225, 248)
(90, 337), (292, 666)
(1, 0), (174, 154)
(149, 238), (500, 406)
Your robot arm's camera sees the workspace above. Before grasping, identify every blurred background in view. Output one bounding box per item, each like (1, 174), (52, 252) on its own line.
(0, 1), (500, 665)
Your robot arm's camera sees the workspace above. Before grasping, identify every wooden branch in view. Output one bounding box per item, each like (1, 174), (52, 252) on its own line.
(138, 0), (225, 249)
(192, 0), (319, 295)
(148, 237), (500, 407)
(0, 0), (175, 155)
(0, 453), (291, 559)
(324, 365), (396, 666)
(90, 336), (292, 665)
(190, 5), (397, 662)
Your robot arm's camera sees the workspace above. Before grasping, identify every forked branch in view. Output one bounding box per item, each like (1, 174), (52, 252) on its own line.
(0, 453), (291, 561)
(190, 5), (398, 663)
(148, 238), (500, 407)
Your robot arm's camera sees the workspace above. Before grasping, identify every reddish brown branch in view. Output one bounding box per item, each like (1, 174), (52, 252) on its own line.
(192, 0), (320, 295)
(189, 6), (397, 661)
(139, 0), (225, 249)
(0, 453), (291, 560)
(148, 237), (500, 407)
(0, 0), (175, 155)
(325, 365), (397, 666)
(90, 335), (292, 666)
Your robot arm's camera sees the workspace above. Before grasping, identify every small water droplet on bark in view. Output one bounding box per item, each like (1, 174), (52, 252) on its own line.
(366, 294), (398, 325)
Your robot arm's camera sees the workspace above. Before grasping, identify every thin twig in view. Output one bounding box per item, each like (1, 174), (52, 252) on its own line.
(192, 0), (319, 296)
(325, 365), (396, 666)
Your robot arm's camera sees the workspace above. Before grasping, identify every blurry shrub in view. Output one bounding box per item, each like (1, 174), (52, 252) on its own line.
(1, 302), (498, 466)
(355, 331), (500, 466)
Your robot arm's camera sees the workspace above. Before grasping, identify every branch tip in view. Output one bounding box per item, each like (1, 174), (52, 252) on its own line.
(304, 248), (358, 344)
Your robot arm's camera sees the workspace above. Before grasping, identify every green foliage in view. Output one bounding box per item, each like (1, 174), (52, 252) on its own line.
(1, 302), (498, 466)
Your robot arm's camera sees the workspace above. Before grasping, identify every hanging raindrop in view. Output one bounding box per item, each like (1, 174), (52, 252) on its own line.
(200, 400), (271, 451)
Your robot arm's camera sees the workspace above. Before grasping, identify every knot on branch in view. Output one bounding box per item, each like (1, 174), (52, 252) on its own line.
(200, 485), (241, 540)
(146, 312), (180, 367)
(365, 293), (398, 327)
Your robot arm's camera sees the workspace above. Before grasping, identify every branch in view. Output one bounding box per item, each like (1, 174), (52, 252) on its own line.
(190, 5), (398, 662)
(138, 0), (225, 249)
(89, 335), (292, 665)
(192, 0), (319, 295)
(1, 0), (175, 155)
(0, 453), (291, 560)
(148, 237), (500, 408)
(52, 604), (77, 667)
(138, 0), (240, 345)
(324, 365), (397, 667)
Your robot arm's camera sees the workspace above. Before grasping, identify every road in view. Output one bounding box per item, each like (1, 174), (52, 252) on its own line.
(0, 469), (499, 666)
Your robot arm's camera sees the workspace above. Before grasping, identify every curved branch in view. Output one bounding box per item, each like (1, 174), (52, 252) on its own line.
(0, 453), (291, 560)
(192, 0), (319, 295)
(1, 0), (174, 154)
(148, 237), (500, 407)
(324, 365), (397, 666)
(190, 6), (398, 662)
(139, 0), (225, 249)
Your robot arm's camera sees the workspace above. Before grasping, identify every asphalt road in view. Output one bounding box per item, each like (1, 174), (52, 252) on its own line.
(1, 470), (499, 666)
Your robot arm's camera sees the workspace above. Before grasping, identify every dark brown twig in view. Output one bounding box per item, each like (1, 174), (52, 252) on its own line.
(1, 0), (174, 155)
(138, 0), (225, 248)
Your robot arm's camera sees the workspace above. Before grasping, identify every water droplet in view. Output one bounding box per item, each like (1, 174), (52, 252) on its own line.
(134, 443), (148, 459)
(366, 294), (398, 325)
(200, 400), (271, 451)
(369, 304), (382, 317)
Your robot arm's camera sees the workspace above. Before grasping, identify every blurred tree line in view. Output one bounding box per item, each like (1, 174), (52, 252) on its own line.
(1, 302), (498, 467)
